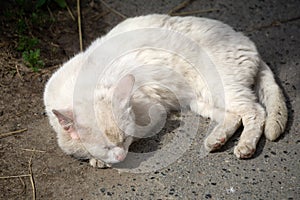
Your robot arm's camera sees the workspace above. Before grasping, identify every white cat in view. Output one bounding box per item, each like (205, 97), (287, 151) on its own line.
(44, 14), (287, 168)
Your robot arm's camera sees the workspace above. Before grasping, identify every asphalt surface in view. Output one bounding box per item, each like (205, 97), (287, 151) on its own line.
(90, 1), (300, 199)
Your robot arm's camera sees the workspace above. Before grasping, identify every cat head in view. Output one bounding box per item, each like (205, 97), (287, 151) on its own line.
(52, 74), (136, 164)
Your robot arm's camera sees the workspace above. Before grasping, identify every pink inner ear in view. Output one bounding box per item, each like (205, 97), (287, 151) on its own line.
(52, 109), (79, 140)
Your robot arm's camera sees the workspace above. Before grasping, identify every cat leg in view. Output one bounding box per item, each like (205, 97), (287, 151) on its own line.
(190, 101), (241, 151)
(233, 103), (266, 158)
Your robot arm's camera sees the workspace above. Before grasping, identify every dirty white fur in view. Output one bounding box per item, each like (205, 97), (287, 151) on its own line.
(44, 14), (287, 167)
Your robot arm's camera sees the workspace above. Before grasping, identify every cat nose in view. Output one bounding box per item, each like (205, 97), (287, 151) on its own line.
(115, 153), (126, 161)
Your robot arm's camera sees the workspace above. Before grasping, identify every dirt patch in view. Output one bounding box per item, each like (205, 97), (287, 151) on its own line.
(0, 1), (111, 132)
(0, 1), (123, 199)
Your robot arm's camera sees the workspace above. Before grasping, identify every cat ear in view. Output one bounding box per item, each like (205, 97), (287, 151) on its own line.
(114, 74), (135, 105)
(52, 109), (79, 140)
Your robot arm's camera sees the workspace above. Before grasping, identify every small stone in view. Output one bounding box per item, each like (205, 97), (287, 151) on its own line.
(106, 191), (112, 196)
(100, 188), (105, 193)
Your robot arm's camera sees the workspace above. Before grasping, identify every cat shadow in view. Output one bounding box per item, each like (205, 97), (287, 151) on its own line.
(129, 118), (181, 153)
(113, 112), (182, 170)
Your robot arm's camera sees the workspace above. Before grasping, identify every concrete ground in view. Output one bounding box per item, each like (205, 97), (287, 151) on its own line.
(1, 0), (299, 199)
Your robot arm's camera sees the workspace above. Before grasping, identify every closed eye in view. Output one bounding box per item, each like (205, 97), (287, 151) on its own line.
(104, 146), (113, 150)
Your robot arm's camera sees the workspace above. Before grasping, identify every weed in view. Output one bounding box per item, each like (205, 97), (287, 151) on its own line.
(17, 18), (27, 34)
(17, 36), (43, 71)
(22, 49), (44, 72)
(17, 36), (39, 52)
(6, 0), (67, 71)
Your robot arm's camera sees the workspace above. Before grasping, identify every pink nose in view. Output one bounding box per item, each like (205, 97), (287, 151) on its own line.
(116, 154), (126, 161)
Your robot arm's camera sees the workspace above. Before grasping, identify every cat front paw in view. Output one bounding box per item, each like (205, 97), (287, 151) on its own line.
(204, 135), (226, 152)
(234, 143), (255, 159)
(89, 158), (112, 168)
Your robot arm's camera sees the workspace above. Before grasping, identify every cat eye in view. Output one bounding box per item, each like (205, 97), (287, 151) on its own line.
(104, 146), (113, 150)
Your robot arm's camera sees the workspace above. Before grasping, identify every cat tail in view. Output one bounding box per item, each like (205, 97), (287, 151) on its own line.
(256, 60), (288, 141)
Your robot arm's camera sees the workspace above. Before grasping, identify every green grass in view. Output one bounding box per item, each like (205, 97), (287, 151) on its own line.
(16, 35), (44, 72)
(22, 49), (44, 72)
(17, 36), (39, 52)
(10, 0), (67, 71)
